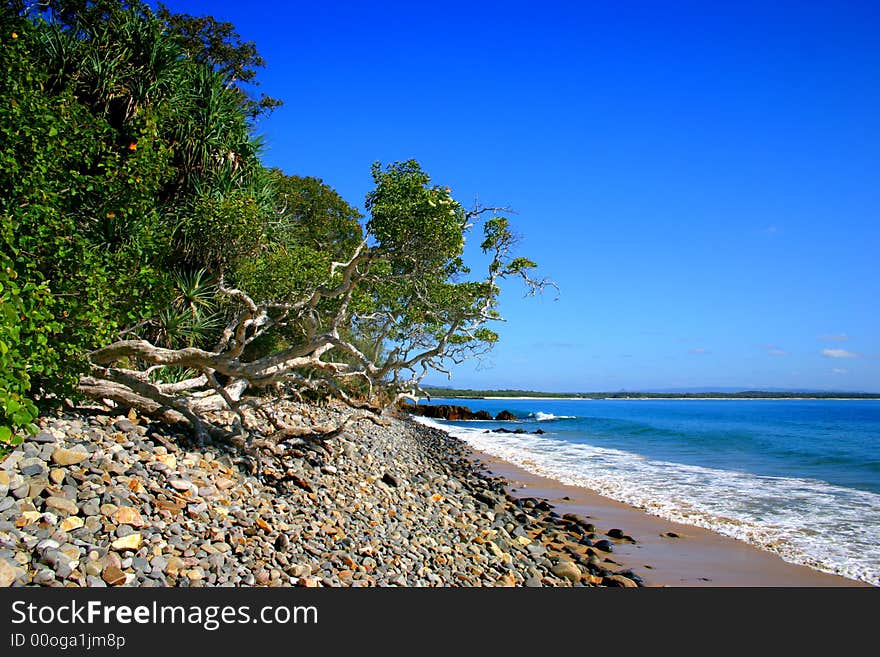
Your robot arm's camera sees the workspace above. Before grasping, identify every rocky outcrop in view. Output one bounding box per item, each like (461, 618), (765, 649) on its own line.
(400, 402), (516, 422)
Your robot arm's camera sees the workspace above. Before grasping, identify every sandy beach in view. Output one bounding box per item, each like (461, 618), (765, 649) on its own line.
(472, 448), (865, 586)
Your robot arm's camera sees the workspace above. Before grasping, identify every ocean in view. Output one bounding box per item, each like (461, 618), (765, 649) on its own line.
(413, 398), (880, 585)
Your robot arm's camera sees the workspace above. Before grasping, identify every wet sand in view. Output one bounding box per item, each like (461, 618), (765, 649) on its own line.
(471, 449), (866, 587)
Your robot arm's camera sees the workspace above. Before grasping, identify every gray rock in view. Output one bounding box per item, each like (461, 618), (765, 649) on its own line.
(33, 568), (56, 585)
(115, 524), (135, 538)
(28, 431), (57, 444)
(113, 419), (138, 433)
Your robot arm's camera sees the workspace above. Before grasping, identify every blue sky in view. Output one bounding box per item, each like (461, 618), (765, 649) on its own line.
(167, 0), (879, 391)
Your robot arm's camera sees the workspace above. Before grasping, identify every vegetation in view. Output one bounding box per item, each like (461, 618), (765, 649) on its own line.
(0, 1), (548, 450)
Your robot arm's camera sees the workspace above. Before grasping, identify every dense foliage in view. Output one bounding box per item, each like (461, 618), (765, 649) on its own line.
(0, 1), (547, 447)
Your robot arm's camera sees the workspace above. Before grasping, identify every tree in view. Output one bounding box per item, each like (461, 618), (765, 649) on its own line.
(80, 160), (551, 445)
(156, 3), (282, 119)
(2, 2), (551, 455)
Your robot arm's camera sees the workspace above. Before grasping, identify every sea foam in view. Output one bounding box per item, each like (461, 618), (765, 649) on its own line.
(529, 412), (576, 421)
(414, 415), (880, 585)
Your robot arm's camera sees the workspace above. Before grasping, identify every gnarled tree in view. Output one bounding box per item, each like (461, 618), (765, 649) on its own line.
(2, 2), (550, 452)
(80, 161), (552, 444)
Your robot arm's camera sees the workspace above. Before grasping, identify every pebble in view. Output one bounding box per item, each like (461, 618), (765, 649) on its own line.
(102, 565), (127, 586)
(44, 497), (79, 515)
(115, 507), (144, 527)
(603, 574), (638, 588)
(111, 534), (142, 551)
(551, 561), (583, 583)
(0, 403), (644, 588)
(51, 448), (90, 466)
(0, 557), (23, 586)
(59, 516), (84, 532)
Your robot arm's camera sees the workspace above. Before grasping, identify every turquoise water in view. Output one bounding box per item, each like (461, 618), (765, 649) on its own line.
(415, 398), (880, 585)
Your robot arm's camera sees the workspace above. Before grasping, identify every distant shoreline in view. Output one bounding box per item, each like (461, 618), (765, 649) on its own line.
(421, 390), (880, 401)
(467, 396), (879, 401)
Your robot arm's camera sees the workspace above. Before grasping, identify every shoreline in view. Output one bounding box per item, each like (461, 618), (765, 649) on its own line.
(468, 447), (866, 587)
(1, 403), (869, 588)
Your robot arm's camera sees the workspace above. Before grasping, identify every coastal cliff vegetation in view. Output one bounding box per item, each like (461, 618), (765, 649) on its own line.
(0, 0), (549, 453)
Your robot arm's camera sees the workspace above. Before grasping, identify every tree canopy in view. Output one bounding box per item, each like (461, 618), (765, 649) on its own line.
(0, 0), (550, 451)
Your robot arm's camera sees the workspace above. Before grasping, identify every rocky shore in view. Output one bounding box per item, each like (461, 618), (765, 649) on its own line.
(0, 403), (643, 587)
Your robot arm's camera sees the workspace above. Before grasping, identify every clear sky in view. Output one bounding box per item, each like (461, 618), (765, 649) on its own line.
(165, 0), (879, 392)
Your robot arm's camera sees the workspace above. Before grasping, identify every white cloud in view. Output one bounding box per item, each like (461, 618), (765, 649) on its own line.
(822, 349), (860, 359)
(820, 334), (849, 341)
(832, 368), (848, 375)
(763, 345), (788, 356)
(689, 348), (709, 354)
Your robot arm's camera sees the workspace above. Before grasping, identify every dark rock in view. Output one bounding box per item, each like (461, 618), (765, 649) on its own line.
(20, 465), (44, 477)
(593, 539), (614, 553)
(562, 513), (589, 526)
(399, 403), (485, 421)
(607, 528), (626, 539)
(28, 431), (57, 444)
(474, 411), (493, 421)
(275, 534), (290, 551)
(381, 472), (398, 487)
(495, 411), (517, 421)
(475, 492), (499, 508)
(665, 531), (680, 538)
(614, 569), (645, 586)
